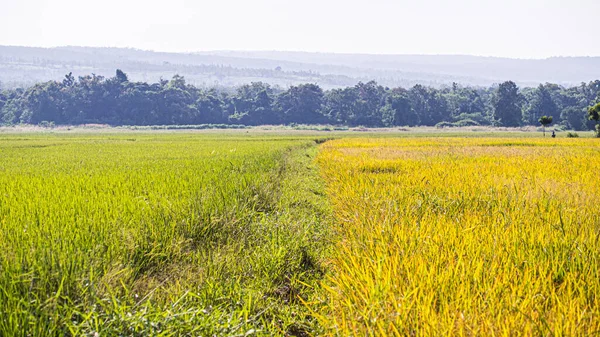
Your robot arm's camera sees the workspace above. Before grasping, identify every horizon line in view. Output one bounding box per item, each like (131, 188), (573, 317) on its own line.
(2, 44), (600, 60)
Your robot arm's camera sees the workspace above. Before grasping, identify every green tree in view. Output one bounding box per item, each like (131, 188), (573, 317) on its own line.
(523, 84), (561, 125)
(381, 89), (418, 126)
(351, 81), (387, 126)
(444, 84), (486, 121)
(0, 88), (25, 124)
(588, 102), (600, 137)
(408, 85), (450, 126)
(323, 87), (358, 125)
(493, 81), (522, 127)
(62, 72), (75, 87)
(0, 91), (5, 114)
(196, 90), (226, 124)
(276, 84), (325, 124)
(230, 82), (278, 125)
(560, 107), (586, 131)
(538, 115), (553, 137)
(115, 69), (129, 83)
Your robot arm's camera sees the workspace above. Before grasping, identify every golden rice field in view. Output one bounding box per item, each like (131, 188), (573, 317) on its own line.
(316, 137), (600, 335)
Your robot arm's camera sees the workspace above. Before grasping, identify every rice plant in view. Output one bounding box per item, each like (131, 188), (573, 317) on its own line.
(316, 137), (600, 335)
(0, 133), (331, 336)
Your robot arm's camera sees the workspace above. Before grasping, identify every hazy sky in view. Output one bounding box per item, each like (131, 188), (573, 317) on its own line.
(1, 0), (598, 58)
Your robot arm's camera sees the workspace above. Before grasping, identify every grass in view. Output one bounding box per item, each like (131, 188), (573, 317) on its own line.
(316, 137), (600, 335)
(0, 133), (332, 336)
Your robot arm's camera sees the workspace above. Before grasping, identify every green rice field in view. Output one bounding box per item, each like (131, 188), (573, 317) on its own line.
(0, 133), (332, 336)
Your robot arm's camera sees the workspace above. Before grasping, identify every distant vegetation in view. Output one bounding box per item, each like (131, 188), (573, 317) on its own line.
(4, 46), (600, 88)
(588, 102), (600, 136)
(1, 69), (599, 130)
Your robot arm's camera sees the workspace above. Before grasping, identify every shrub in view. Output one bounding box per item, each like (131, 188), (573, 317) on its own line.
(38, 120), (55, 128)
(453, 112), (490, 125)
(435, 121), (454, 128)
(435, 119), (480, 128)
(453, 119), (480, 127)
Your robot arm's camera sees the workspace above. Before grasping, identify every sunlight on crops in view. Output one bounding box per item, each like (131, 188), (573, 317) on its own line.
(316, 138), (600, 335)
(0, 133), (331, 336)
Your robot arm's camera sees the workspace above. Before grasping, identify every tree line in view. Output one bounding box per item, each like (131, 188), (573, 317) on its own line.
(1, 70), (599, 131)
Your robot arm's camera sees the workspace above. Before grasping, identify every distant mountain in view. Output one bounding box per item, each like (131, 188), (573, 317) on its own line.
(1, 46), (600, 89)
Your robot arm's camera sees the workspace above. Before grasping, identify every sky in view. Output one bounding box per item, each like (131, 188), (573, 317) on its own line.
(0, 0), (599, 59)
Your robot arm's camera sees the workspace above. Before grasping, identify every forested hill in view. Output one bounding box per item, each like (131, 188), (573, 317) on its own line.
(3, 46), (600, 89)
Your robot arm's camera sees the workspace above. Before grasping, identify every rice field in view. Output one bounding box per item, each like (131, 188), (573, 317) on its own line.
(0, 133), (332, 336)
(316, 137), (600, 335)
(1, 132), (599, 336)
